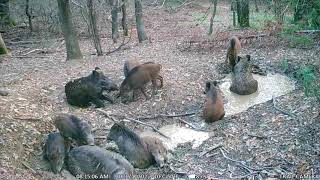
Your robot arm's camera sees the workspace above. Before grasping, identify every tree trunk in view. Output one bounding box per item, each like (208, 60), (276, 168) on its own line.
(87, 0), (103, 56)
(208, 0), (218, 35)
(254, 0), (259, 12)
(109, 0), (119, 43)
(0, 0), (10, 25)
(236, 0), (249, 28)
(134, 0), (147, 43)
(25, 0), (33, 31)
(0, 33), (8, 55)
(121, 0), (128, 36)
(57, 0), (82, 60)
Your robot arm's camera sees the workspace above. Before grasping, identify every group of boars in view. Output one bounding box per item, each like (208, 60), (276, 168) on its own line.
(43, 36), (259, 179)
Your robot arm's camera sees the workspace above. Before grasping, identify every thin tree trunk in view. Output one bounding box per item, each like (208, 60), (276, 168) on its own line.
(232, 0), (236, 26)
(25, 0), (33, 31)
(57, 0), (83, 60)
(0, 33), (8, 55)
(121, 0), (128, 36)
(0, 0), (10, 25)
(208, 0), (218, 35)
(254, 0), (259, 12)
(236, 0), (249, 28)
(110, 0), (119, 43)
(134, 0), (147, 43)
(87, 0), (103, 55)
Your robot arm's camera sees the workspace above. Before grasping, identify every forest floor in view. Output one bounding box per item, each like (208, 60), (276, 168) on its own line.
(1, 1), (320, 180)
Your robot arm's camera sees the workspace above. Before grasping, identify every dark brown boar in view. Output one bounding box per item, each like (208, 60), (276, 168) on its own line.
(43, 132), (70, 174)
(67, 145), (133, 180)
(54, 113), (94, 145)
(107, 123), (168, 168)
(226, 36), (241, 71)
(229, 55), (258, 95)
(203, 81), (225, 123)
(119, 62), (162, 101)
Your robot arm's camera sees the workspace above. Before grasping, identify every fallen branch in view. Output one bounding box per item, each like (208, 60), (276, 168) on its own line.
(220, 148), (275, 173)
(200, 144), (222, 157)
(247, 133), (267, 140)
(122, 118), (170, 139)
(12, 56), (48, 58)
(14, 117), (41, 121)
(96, 109), (170, 139)
(138, 112), (196, 120)
(105, 24), (133, 56)
(272, 96), (296, 117)
(295, 30), (320, 34)
(21, 161), (37, 174)
(22, 48), (47, 56)
(195, 3), (212, 26)
(176, 118), (200, 131)
(168, 165), (188, 176)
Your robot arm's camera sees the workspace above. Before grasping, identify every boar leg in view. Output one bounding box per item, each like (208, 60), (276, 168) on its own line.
(140, 87), (150, 100)
(151, 79), (157, 96)
(91, 97), (105, 108)
(157, 75), (163, 88)
(101, 93), (115, 104)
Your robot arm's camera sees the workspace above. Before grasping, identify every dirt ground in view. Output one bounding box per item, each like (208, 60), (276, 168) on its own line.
(0, 1), (320, 180)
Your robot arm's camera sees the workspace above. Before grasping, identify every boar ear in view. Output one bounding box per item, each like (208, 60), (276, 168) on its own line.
(237, 56), (241, 63)
(204, 81), (211, 93)
(246, 55), (251, 61)
(212, 81), (218, 86)
(118, 121), (126, 125)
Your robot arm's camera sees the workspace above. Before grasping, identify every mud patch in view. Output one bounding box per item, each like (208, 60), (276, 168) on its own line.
(220, 73), (295, 116)
(141, 124), (210, 151)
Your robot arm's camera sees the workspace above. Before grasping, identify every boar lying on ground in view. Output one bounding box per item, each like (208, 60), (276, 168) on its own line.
(65, 67), (118, 108)
(54, 113), (94, 145)
(107, 123), (168, 168)
(203, 81), (225, 123)
(67, 145), (134, 180)
(119, 62), (163, 102)
(43, 132), (70, 174)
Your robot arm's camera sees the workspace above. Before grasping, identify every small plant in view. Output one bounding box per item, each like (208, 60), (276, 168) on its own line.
(281, 58), (289, 73)
(295, 65), (320, 102)
(279, 33), (315, 48)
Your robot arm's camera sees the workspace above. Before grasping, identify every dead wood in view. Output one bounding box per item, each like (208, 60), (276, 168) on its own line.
(96, 109), (170, 139)
(200, 144), (222, 157)
(272, 96), (297, 118)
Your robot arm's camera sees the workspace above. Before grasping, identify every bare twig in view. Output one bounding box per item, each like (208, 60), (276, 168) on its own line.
(21, 161), (37, 174)
(200, 144), (222, 157)
(22, 48), (47, 56)
(272, 96), (296, 117)
(168, 165), (188, 176)
(105, 23), (133, 55)
(96, 109), (118, 122)
(195, 3), (212, 26)
(138, 112), (196, 120)
(12, 56), (48, 58)
(122, 118), (170, 139)
(247, 133), (267, 140)
(220, 148), (275, 173)
(14, 117), (41, 121)
(96, 109), (170, 139)
(176, 118), (200, 130)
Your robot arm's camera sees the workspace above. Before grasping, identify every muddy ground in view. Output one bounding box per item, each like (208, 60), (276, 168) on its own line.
(0, 1), (320, 180)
